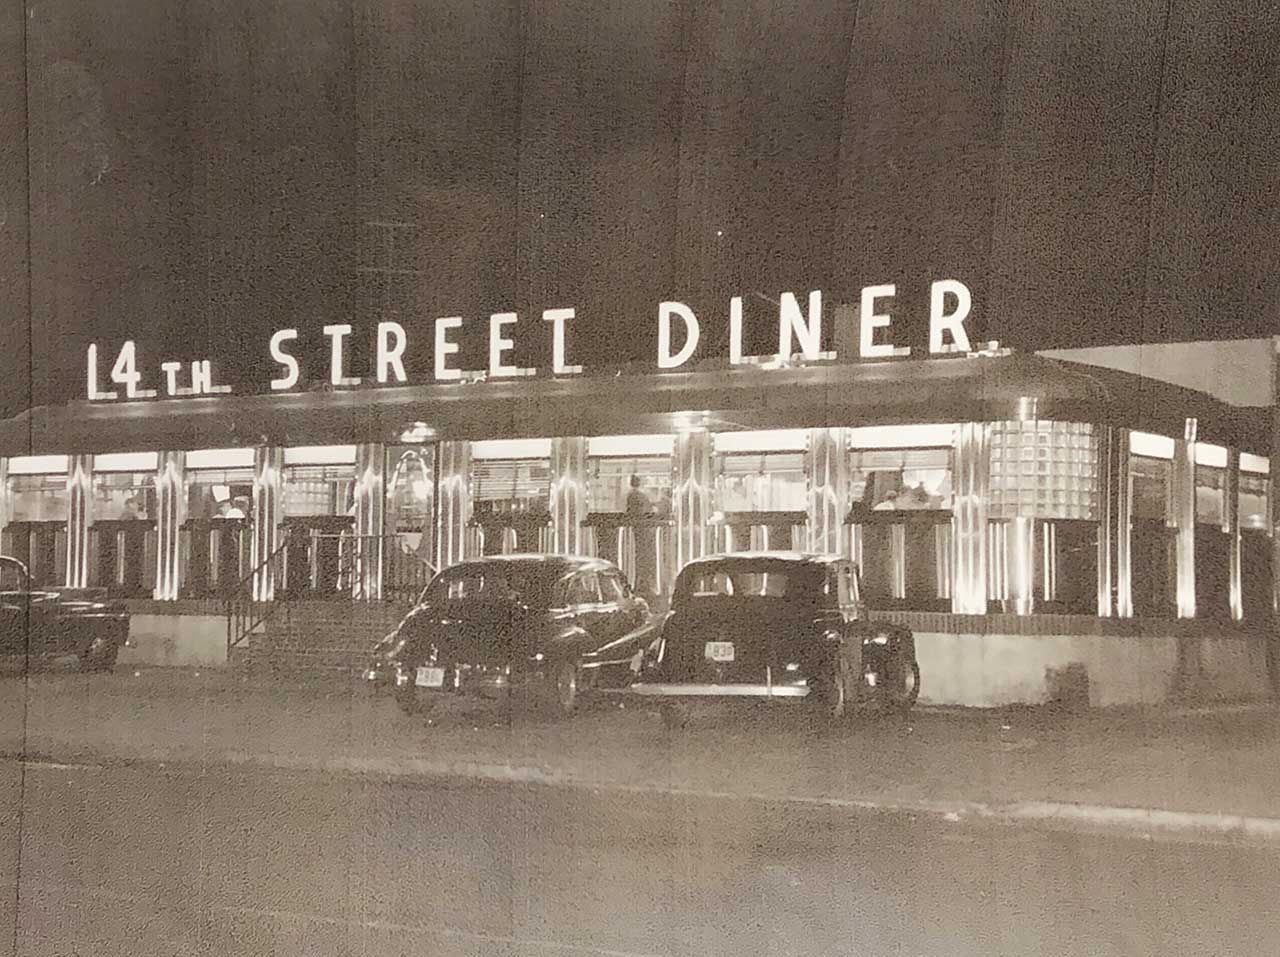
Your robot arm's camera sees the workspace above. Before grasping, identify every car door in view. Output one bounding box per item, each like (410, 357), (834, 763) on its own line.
(588, 570), (649, 669)
(562, 571), (605, 655)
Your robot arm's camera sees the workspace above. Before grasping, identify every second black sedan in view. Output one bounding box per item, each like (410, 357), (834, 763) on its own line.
(370, 554), (659, 717)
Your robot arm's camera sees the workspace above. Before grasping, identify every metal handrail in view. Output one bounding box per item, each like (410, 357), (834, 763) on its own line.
(224, 537), (291, 656)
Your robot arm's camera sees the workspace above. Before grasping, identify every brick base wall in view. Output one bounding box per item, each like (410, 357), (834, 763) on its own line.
(237, 601), (412, 675)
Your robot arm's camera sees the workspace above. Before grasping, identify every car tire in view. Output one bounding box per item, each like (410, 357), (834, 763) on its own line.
(878, 658), (921, 715)
(812, 657), (848, 722)
(552, 660), (580, 717)
(660, 702), (687, 732)
(394, 686), (434, 716)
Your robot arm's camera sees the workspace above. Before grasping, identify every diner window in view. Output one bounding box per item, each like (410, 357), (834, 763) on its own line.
(588, 456), (672, 515)
(4, 468), (68, 587)
(1239, 472), (1269, 532)
(185, 467), (254, 520)
(283, 465), (354, 518)
(8, 472), (69, 523)
(717, 452), (806, 512)
(94, 471), (155, 521)
(1192, 463), (1230, 620)
(1129, 454), (1175, 617)
(849, 447), (951, 610)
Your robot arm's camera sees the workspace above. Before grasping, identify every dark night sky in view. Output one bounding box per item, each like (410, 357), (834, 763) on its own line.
(0, 0), (1278, 418)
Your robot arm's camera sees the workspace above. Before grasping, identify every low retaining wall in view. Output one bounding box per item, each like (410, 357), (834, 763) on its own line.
(118, 600), (227, 669)
(881, 612), (1274, 708)
(111, 601), (1276, 707)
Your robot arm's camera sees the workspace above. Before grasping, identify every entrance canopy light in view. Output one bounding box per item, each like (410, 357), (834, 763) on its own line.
(185, 448), (255, 470)
(95, 452), (159, 473)
(1241, 452), (1271, 475)
(713, 429), (808, 454)
(7, 454), (69, 475)
(1130, 431), (1175, 460)
(1192, 442), (1228, 469)
(847, 424), (957, 450)
(283, 445), (357, 466)
(471, 438), (552, 460)
(587, 434), (676, 457)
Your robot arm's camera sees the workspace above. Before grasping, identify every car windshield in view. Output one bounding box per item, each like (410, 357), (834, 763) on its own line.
(0, 560), (28, 592)
(420, 564), (553, 607)
(675, 562), (821, 602)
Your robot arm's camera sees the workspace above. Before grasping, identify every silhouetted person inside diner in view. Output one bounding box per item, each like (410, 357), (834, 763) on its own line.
(625, 475), (654, 518)
(626, 476), (658, 600)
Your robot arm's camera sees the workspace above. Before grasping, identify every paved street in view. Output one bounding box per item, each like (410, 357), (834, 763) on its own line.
(3, 670), (1280, 954)
(4, 756), (1280, 956)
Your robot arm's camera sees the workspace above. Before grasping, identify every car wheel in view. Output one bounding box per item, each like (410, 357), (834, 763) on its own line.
(812, 658), (848, 722)
(394, 686), (434, 716)
(897, 659), (921, 711)
(553, 660), (580, 716)
(660, 702), (687, 732)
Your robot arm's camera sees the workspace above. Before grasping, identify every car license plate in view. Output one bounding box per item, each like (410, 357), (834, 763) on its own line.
(704, 641), (735, 663)
(415, 666), (445, 688)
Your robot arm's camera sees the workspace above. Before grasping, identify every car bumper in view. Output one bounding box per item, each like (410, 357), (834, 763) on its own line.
(630, 681), (811, 698)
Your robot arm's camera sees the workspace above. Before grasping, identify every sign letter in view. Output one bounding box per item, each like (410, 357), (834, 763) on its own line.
(323, 324), (361, 386)
(542, 308), (583, 374)
(376, 321), (408, 384)
(110, 341), (156, 398)
(658, 302), (700, 369)
(86, 344), (118, 400)
(161, 361), (182, 397)
(729, 296), (745, 364)
(270, 329), (300, 391)
(434, 316), (463, 381)
(778, 290), (822, 360)
(488, 313), (520, 377)
(929, 279), (972, 354)
(859, 285), (909, 359)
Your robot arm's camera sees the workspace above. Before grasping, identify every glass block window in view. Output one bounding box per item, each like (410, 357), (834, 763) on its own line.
(989, 421), (1099, 520)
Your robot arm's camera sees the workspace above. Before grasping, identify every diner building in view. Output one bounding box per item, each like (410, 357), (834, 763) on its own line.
(1, 344), (1275, 708)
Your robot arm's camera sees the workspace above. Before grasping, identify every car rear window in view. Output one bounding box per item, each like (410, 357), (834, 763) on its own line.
(675, 563), (821, 601)
(421, 564), (553, 606)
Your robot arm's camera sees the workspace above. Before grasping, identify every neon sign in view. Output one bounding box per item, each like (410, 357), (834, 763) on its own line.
(86, 279), (973, 401)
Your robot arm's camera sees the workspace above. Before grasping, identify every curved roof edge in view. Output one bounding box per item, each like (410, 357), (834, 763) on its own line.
(0, 352), (1266, 457)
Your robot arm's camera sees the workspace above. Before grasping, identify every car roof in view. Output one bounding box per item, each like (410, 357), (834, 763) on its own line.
(444, 553), (615, 575)
(680, 551), (846, 568)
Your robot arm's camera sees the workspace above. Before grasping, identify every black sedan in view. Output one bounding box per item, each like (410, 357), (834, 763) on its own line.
(0, 556), (131, 673)
(631, 552), (919, 726)
(367, 554), (659, 716)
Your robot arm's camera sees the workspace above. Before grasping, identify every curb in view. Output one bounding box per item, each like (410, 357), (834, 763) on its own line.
(14, 745), (1279, 849)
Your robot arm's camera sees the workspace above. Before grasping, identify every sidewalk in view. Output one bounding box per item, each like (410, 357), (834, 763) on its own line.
(5, 668), (1280, 844)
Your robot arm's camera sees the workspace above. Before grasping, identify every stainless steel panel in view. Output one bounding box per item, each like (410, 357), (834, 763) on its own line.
(354, 443), (386, 599)
(65, 454), (94, 588)
(1172, 419), (1197, 618)
(672, 430), (713, 570)
(436, 441), (472, 569)
(951, 422), (990, 614)
(251, 446), (283, 601)
(549, 437), (588, 555)
(153, 451), (186, 600)
(1226, 447), (1243, 621)
(805, 427), (850, 555)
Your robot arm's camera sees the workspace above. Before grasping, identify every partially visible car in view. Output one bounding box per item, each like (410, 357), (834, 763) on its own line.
(0, 556), (131, 673)
(366, 554), (659, 716)
(630, 552), (919, 727)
